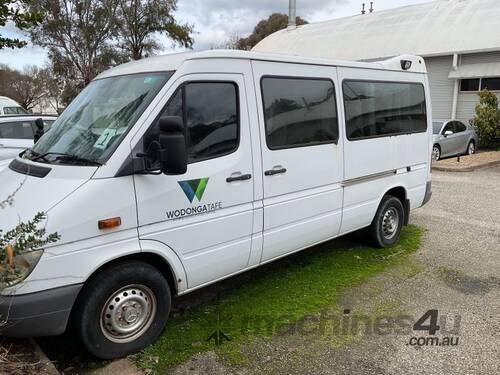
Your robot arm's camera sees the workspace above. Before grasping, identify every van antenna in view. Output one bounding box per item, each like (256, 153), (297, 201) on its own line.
(369, 2), (374, 13)
(361, 3), (366, 14)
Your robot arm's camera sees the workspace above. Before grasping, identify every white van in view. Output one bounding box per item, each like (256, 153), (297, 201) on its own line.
(0, 51), (432, 359)
(0, 96), (30, 116)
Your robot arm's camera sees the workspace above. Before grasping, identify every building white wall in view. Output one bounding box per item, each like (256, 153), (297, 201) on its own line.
(426, 56), (456, 120)
(426, 52), (500, 124)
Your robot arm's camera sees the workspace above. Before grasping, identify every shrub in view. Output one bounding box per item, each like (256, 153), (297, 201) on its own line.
(470, 89), (500, 147)
(1, 191), (60, 290)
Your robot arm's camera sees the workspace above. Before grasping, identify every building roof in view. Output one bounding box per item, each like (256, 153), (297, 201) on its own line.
(253, 0), (500, 61)
(96, 50), (427, 80)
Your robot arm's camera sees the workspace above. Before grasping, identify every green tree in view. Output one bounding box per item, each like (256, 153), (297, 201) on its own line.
(28, 0), (125, 104)
(0, 0), (41, 49)
(470, 89), (500, 147)
(236, 13), (307, 51)
(117, 0), (193, 60)
(0, 65), (47, 110)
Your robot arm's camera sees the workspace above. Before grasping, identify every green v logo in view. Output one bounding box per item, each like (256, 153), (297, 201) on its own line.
(178, 178), (210, 203)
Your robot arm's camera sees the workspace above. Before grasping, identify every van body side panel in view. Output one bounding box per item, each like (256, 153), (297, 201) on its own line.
(133, 67), (255, 289)
(5, 231), (141, 295)
(139, 240), (190, 294)
(252, 61), (344, 262)
(338, 67), (430, 233)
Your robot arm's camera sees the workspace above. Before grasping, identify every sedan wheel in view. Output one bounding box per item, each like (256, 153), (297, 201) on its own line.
(467, 141), (475, 155)
(432, 145), (440, 162)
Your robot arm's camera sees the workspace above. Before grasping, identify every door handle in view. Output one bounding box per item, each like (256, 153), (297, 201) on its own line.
(226, 173), (252, 183)
(265, 167), (287, 176)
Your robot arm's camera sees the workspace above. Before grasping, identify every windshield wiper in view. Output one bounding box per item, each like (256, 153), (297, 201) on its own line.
(32, 152), (102, 166)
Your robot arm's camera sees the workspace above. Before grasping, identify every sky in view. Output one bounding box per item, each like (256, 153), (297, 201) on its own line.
(0, 0), (433, 69)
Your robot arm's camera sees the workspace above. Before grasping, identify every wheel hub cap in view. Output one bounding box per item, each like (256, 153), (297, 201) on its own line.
(382, 207), (400, 240)
(101, 285), (156, 343)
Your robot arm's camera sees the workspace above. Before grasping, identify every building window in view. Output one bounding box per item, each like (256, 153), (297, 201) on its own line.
(343, 80), (427, 140)
(460, 79), (480, 92)
(261, 77), (339, 150)
(460, 77), (500, 92)
(481, 77), (500, 91)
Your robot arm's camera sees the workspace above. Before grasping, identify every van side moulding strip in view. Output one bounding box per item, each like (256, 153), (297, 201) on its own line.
(341, 169), (397, 187)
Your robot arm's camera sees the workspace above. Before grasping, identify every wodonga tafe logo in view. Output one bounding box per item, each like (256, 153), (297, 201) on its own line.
(166, 177), (222, 219)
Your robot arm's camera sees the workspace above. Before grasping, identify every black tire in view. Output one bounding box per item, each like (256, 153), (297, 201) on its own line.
(73, 261), (171, 359)
(466, 140), (476, 155)
(368, 195), (405, 248)
(432, 144), (441, 162)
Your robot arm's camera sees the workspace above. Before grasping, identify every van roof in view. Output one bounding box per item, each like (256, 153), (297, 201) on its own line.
(0, 96), (21, 106)
(95, 50), (427, 80)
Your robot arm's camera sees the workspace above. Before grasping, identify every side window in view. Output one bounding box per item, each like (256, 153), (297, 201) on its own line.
(442, 122), (454, 134)
(481, 77), (500, 91)
(153, 81), (239, 163)
(0, 121), (34, 139)
(454, 121), (466, 133)
(343, 80), (427, 140)
(3, 107), (29, 115)
(261, 77), (338, 150)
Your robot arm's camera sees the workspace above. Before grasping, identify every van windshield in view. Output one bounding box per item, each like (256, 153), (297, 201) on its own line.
(3, 107), (29, 115)
(31, 72), (172, 164)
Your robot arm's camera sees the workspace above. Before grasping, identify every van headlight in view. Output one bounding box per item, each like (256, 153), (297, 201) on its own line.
(1, 249), (44, 289)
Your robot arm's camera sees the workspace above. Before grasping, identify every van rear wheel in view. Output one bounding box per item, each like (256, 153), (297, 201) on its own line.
(368, 195), (405, 248)
(74, 261), (171, 359)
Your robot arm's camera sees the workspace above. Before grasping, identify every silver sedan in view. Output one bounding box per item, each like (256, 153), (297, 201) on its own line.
(432, 120), (479, 161)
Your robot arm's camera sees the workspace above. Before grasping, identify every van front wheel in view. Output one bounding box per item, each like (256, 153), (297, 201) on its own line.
(368, 195), (405, 248)
(74, 261), (171, 359)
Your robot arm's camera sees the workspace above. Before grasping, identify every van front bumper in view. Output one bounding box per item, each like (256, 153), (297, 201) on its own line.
(0, 284), (82, 337)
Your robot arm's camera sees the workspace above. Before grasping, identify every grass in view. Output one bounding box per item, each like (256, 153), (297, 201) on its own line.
(137, 225), (424, 373)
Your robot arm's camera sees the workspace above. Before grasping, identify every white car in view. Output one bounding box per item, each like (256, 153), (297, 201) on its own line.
(0, 115), (57, 161)
(0, 51), (432, 359)
(0, 96), (30, 116)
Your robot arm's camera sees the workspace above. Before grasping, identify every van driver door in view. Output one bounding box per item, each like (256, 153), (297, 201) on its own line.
(133, 73), (255, 289)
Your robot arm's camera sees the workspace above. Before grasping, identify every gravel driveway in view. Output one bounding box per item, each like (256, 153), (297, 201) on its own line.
(172, 166), (500, 375)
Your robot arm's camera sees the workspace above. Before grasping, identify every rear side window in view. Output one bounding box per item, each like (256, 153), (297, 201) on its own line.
(343, 80), (427, 140)
(156, 81), (239, 163)
(0, 121), (34, 139)
(454, 121), (467, 133)
(261, 77), (338, 150)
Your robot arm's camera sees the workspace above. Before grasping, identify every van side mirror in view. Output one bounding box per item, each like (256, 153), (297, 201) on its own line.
(158, 116), (187, 175)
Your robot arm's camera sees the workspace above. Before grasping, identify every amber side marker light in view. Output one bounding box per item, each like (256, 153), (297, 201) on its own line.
(98, 217), (122, 230)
